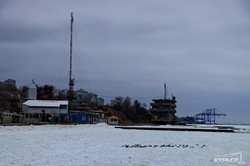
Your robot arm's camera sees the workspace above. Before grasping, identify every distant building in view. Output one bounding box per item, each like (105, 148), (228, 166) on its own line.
(4, 79), (16, 87)
(74, 90), (104, 105)
(54, 89), (68, 100)
(75, 89), (90, 103)
(89, 92), (98, 104)
(97, 98), (104, 106)
(150, 96), (177, 124)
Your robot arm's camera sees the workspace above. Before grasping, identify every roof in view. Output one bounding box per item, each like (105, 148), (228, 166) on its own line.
(23, 100), (68, 107)
(108, 116), (118, 119)
(28, 82), (37, 89)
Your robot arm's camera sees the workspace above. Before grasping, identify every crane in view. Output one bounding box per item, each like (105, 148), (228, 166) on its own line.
(196, 108), (227, 124)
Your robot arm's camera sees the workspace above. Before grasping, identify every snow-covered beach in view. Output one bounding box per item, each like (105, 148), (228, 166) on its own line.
(0, 124), (249, 166)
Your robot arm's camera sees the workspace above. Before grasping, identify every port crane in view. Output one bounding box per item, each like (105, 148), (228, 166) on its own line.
(196, 108), (227, 124)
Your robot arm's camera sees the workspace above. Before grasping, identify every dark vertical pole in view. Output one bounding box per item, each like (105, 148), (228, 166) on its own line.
(69, 12), (74, 104)
(69, 12), (73, 88)
(164, 83), (166, 100)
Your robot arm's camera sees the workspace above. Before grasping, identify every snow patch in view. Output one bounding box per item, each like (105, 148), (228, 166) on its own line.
(0, 124), (249, 166)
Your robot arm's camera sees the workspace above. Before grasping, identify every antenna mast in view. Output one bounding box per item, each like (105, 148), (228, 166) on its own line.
(164, 83), (167, 100)
(68, 12), (74, 102)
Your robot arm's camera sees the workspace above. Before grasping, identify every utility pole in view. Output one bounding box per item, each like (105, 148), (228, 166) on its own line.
(68, 12), (74, 104)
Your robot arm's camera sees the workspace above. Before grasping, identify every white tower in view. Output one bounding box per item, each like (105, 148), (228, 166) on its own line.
(27, 80), (37, 100)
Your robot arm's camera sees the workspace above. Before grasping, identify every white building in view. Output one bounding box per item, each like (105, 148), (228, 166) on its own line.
(22, 100), (68, 114)
(107, 116), (119, 125)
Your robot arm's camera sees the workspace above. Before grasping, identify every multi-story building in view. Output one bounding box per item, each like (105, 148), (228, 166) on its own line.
(150, 95), (177, 124)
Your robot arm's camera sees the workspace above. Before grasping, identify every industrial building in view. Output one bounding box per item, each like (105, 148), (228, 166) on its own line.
(150, 84), (177, 124)
(22, 100), (68, 114)
(150, 96), (177, 124)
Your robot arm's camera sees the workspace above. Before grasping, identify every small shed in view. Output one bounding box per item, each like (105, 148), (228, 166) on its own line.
(107, 116), (118, 125)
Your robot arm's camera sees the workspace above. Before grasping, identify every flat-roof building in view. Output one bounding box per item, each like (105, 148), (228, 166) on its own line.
(22, 100), (68, 114)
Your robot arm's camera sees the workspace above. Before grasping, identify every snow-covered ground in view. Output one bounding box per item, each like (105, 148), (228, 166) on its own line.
(0, 124), (249, 166)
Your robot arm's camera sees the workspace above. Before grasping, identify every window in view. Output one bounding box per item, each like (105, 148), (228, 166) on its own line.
(60, 105), (67, 109)
(111, 118), (117, 122)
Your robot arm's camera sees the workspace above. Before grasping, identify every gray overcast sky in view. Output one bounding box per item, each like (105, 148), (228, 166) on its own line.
(1, 0), (250, 123)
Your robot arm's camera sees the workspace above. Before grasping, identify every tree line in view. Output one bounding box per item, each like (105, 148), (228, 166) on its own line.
(109, 96), (151, 123)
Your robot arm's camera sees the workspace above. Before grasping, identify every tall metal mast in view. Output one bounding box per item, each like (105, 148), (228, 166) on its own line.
(164, 83), (167, 100)
(68, 12), (74, 102)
